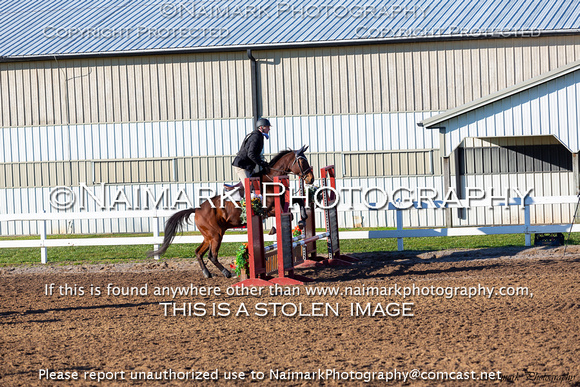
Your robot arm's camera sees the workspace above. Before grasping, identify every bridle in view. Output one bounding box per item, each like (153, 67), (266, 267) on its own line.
(266, 153), (313, 180)
(290, 154), (313, 178)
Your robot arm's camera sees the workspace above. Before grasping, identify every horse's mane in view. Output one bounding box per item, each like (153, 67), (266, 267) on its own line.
(268, 149), (295, 167)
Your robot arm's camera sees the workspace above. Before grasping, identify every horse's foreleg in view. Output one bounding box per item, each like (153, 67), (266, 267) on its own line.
(195, 240), (211, 278)
(208, 233), (231, 278)
(292, 198), (309, 221)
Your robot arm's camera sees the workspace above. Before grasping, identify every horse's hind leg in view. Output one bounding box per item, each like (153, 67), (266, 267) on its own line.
(208, 233), (231, 278)
(195, 239), (212, 278)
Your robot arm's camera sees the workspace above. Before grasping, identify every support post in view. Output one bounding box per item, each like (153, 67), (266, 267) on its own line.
(396, 208), (404, 251)
(524, 201), (531, 247)
(455, 145), (465, 220)
(153, 217), (160, 260)
(443, 156), (453, 228)
(573, 152), (579, 194)
(40, 219), (47, 264)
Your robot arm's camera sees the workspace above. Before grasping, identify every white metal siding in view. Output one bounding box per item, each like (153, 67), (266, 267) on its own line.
(0, 53), (252, 127)
(2, 36), (580, 128)
(0, 112), (440, 164)
(258, 36), (580, 117)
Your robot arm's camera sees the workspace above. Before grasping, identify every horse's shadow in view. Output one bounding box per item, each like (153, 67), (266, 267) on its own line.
(304, 246), (574, 283)
(0, 301), (157, 319)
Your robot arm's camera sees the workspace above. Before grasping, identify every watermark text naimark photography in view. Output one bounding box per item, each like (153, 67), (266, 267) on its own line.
(48, 183), (533, 211)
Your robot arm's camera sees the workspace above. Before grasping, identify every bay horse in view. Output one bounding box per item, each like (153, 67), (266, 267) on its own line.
(148, 146), (315, 278)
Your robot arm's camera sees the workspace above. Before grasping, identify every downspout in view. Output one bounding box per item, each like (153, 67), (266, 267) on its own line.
(247, 49), (259, 128)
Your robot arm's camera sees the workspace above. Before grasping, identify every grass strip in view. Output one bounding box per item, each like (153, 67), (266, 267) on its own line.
(2, 231), (579, 266)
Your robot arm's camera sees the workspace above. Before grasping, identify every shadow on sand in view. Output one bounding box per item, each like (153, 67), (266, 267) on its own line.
(306, 245), (578, 283)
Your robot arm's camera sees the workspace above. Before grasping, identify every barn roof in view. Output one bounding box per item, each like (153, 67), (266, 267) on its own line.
(1, 0), (580, 59)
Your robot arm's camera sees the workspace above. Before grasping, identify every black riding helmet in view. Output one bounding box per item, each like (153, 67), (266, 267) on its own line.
(256, 118), (272, 128)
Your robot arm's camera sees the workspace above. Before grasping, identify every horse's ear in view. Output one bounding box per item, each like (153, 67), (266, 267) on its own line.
(296, 145), (308, 154)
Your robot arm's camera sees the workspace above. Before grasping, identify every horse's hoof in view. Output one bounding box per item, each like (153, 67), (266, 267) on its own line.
(222, 269), (232, 278)
(202, 268), (212, 278)
(269, 226), (276, 235)
(298, 220), (306, 230)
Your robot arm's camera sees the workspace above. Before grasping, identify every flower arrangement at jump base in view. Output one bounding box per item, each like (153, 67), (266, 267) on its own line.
(232, 243), (249, 277)
(293, 225), (302, 237)
(239, 194), (266, 224)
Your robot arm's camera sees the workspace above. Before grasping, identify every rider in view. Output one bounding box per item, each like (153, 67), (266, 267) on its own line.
(232, 117), (272, 183)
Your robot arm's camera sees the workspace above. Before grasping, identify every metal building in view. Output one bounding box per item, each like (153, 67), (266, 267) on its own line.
(1, 1), (580, 234)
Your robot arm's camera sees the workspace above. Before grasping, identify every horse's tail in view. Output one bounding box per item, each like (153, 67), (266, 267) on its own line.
(147, 208), (196, 258)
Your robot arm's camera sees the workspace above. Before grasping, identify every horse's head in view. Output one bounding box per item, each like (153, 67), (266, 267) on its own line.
(289, 145), (315, 185)
(268, 146), (315, 184)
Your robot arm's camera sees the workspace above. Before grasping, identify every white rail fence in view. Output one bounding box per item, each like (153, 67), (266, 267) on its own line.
(1, 195), (579, 264)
